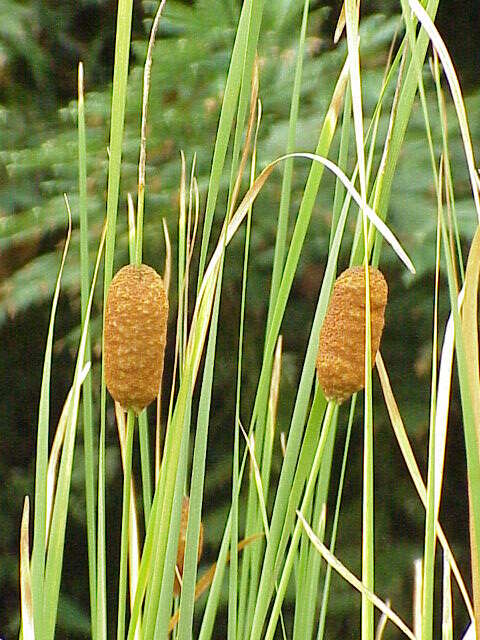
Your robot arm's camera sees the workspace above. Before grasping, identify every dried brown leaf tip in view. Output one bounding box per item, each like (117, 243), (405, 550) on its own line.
(316, 266), (388, 404)
(174, 496), (204, 596)
(104, 264), (168, 413)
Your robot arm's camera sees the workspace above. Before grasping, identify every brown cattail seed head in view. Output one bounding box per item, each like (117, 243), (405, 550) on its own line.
(316, 266), (388, 404)
(104, 264), (168, 413)
(174, 496), (204, 596)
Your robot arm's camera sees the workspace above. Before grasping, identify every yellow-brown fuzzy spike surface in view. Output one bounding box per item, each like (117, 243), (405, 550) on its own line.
(173, 496), (204, 596)
(104, 264), (168, 413)
(316, 266), (388, 404)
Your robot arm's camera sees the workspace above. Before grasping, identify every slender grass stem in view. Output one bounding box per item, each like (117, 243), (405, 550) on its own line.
(263, 401), (335, 640)
(77, 61), (97, 640)
(317, 398), (356, 640)
(138, 410), (152, 527)
(117, 410), (135, 640)
(99, 1), (134, 638)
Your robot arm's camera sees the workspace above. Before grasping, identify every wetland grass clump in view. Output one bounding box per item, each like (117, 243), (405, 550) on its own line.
(316, 266), (388, 404)
(104, 263), (168, 413)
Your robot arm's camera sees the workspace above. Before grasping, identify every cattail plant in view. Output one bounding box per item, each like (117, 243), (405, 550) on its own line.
(104, 263), (168, 413)
(173, 496), (204, 596)
(316, 266), (388, 404)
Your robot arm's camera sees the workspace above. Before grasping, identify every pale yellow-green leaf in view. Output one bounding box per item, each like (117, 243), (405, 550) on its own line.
(20, 496), (35, 640)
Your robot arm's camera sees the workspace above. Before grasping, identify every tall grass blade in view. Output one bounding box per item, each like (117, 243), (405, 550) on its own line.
(263, 400), (335, 640)
(98, 1), (134, 636)
(43, 220), (106, 640)
(461, 225), (480, 635)
(31, 208), (71, 640)
(317, 399), (356, 640)
(168, 535), (260, 634)
(294, 406), (337, 640)
(248, 68), (348, 630)
(77, 60), (97, 640)
(116, 410), (135, 640)
(114, 404), (141, 640)
(46, 366), (90, 542)
(266, 0), (310, 334)
(197, 0), (258, 285)
(154, 406), (191, 639)
(408, 0), (480, 222)
(228, 94), (259, 640)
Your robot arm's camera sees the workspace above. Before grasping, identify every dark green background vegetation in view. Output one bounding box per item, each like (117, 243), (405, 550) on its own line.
(0, 0), (479, 636)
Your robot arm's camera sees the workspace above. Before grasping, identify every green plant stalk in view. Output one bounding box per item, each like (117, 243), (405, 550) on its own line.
(142, 256), (223, 638)
(149, 69), (246, 630)
(197, 1), (252, 287)
(248, 116), (350, 637)
(127, 197), (153, 528)
(359, 213), (374, 640)
(128, 259), (220, 639)
(116, 410), (135, 640)
(178, 152), (187, 370)
(30, 225), (71, 640)
(300, 407), (338, 640)
(138, 410), (152, 526)
(273, 385), (327, 574)
(247, 60), (347, 491)
(263, 401), (336, 640)
(102, 0), (134, 304)
(126, 472), (163, 639)
(397, 7), (445, 636)
(237, 465), (256, 639)
(330, 89), (352, 250)
(199, 445), (252, 639)
(98, 1), (134, 637)
(421, 209), (441, 640)
(361, 299), (374, 640)
(141, 369), (194, 639)
(228, 169), (254, 640)
(432, 56), (464, 284)
(317, 398), (356, 640)
(96, 398), (107, 640)
(344, 2), (374, 632)
(77, 61), (97, 640)
(440, 215), (480, 635)
(176, 318), (219, 637)
(226, 0), (263, 212)
(178, 104), (249, 637)
(293, 498), (314, 639)
(266, 0), (310, 334)
(250, 387), (327, 639)
(242, 481), (263, 637)
(42, 220), (105, 640)
(245, 338), (283, 638)
(155, 404), (191, 638)
(357, 0), (441, 270)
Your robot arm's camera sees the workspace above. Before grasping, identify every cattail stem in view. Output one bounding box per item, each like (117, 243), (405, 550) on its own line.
(117, 409), (135, 640)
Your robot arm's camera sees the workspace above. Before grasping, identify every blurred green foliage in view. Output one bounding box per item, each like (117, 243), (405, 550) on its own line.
(0, 0), (478, 637)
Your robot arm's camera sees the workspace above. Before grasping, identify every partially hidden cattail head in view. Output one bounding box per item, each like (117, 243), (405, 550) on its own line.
(104, 263), (168, 413)
(174, 496), (204, 596)
(316, 266), (388, 404)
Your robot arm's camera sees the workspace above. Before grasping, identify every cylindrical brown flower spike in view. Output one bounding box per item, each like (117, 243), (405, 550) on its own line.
(173, 496), (204, 596)
(104, 264), (168, 413)
(316, 266), (388, 404)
